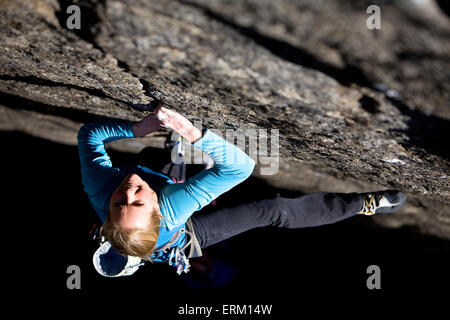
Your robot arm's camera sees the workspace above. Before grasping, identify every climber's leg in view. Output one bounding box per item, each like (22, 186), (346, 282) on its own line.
(190, 191), (407, 249)
(190, 192), (362, 249)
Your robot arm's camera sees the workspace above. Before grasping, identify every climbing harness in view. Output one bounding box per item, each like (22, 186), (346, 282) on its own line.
(157, 219), (203, 275)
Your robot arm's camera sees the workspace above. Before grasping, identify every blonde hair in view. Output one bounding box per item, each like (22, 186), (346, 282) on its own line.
(101, 207), (162, 260)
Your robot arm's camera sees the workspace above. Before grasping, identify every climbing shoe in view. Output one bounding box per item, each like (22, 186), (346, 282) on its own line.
(358, 190), (407, 215)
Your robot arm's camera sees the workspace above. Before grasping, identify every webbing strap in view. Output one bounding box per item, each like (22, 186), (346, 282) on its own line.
(154, 229), (183, 253)
(153, 218), (202, 258)
(185, 219), (202, 258)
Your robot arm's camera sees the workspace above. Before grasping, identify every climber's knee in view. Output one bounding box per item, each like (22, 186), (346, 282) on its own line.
(254, 197), (295, 228)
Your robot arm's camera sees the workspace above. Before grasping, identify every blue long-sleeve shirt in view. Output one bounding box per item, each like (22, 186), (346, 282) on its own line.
(78, 120), (255, 261)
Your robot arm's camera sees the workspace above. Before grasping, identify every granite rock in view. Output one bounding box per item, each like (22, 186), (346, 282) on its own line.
(0, 0), (449, 238)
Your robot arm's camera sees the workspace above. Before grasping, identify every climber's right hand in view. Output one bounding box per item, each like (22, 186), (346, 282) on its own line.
(155, 106), (202, 143)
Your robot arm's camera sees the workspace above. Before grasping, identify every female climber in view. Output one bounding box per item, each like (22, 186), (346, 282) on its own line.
(78, 104), (255, 276)
(77, 105), (406, 277)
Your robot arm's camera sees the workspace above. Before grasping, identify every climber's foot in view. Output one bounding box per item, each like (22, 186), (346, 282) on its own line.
(358, 190), (407, 215)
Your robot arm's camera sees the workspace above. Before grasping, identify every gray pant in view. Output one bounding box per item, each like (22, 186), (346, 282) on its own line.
(190, 192), (363, 249)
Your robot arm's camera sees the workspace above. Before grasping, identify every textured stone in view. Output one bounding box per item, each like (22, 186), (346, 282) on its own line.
(0, 0), (449, 238)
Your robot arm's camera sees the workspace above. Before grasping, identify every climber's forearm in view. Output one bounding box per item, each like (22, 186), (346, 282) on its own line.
(179, 125), (202, 143)
(155, 106), (202, 143)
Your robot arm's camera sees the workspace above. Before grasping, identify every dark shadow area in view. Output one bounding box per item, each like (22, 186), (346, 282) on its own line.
(437, 0), (450, 18)
(359, 94), (381, 114)
(4, 130), (449, 311)
(0, 91), (125, 124)
(386, 96), (450, 160)
(0, 74), (131, 106)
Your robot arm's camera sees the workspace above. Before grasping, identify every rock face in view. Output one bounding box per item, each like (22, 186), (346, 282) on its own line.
(0, 0), (449, 238)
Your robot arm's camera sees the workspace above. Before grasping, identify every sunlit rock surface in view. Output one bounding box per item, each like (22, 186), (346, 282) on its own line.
(0, 0), (449, 238)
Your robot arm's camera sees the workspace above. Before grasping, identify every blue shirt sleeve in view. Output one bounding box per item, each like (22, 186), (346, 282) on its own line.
(159, 129), (256, 230)
(77, 120), (135, 221)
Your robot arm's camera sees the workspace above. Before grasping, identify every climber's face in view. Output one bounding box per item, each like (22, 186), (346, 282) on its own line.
(109, 173), (159, 230)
